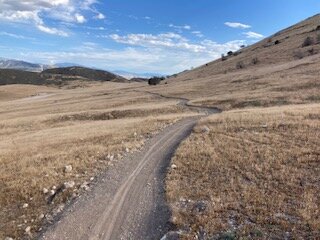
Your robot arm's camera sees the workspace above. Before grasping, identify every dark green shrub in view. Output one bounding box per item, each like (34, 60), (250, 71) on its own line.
(148, 76), (165, 85)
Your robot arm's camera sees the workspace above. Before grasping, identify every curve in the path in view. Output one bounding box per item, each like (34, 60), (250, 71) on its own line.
(138, 90), (222, 115)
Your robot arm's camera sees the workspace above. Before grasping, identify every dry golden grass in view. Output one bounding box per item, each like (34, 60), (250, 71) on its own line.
(146, 15), (320, 111)
(0, 84), (56, 101)
(0, 82), (197, 239)
(166, 103), (320, 239)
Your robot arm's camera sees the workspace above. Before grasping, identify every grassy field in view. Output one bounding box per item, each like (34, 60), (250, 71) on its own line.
(166, 103), (320, 239)
(0, 82), (197, 239)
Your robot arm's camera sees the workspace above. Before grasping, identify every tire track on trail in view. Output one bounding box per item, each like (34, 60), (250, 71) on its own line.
(40, 91), (220, 240)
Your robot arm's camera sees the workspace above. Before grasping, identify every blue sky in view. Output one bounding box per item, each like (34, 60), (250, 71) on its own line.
(0, 0), (319, 74)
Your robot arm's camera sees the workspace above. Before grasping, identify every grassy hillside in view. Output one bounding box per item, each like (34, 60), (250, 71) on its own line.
(149, 14), (320, 110)
(0, 69), (45, 85)
(42, 66), (128, 83)
(0, 67), (128, 87)
(163, 15), (320, 239)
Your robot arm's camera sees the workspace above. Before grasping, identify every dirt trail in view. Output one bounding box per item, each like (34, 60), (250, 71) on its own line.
(40, 93), (219, 240)
(140, 90), (221, 115)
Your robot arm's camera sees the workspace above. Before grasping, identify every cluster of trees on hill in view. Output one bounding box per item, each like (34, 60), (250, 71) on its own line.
(148, 76), (166, 85)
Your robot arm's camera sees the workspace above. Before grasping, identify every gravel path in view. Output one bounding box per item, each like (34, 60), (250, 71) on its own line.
(40, 118), (198, 240)
(40, 92), (220, 240)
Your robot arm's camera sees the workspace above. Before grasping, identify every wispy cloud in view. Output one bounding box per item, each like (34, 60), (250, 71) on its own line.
(103, 32), (246, 73)
(169, 24), (191, 30)
(0, 31), (34, 40)
(109, 32), (207, 52)
(0, 0), (103, 36)
(109, 32), (245, 54)
(225, 22), (251, 29)
(37, 25), (69, 37)
(18, 32), (246, 74)
(243, 31), (264, 39)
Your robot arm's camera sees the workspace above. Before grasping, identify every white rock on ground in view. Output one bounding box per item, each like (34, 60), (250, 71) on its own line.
(63, 181), (75, 189)
(171, 164), (177, 169)
(43, 188), (49, 194)
(25, 226), (31, 234)
(5, 237), (14, 240)
(64, 165), (73, 173)
(107, 154), (114, 161)
(55, 204), (65, 214)
(22, 203), (29, 208)
(81, 182), (90, 191)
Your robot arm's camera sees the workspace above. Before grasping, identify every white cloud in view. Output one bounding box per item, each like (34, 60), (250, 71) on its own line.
(169, 24), (191, 30)
(37, 24), (69, 37)
(75, 13), (86, 23)
(19, 36), (245, 74)
(243, 31), (264, 39)
(15, 28), (246, 74)
(144, 16), (151, 20)
(95, 32), (247, 73)
(95, 13), (105, 20)
(0, 0), (100, 36)
(109, 32), (207, 53)
(109, 32), (245, 55)
(225, 22), (251, 29)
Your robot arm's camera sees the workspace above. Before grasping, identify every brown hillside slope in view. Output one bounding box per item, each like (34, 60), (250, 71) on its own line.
(148, 14), (320, 110)
(163, 15), (320, 239)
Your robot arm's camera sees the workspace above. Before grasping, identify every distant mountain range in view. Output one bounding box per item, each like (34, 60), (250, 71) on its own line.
(0, 58), (84, 73)
(113, 70), (165, 79)
(0, 58), (53, 72)
(0, 58), (166, 80)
